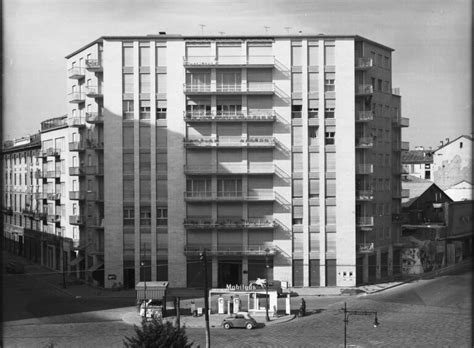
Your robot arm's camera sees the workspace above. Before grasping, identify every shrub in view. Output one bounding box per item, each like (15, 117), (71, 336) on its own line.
(124, 317), (194, 348)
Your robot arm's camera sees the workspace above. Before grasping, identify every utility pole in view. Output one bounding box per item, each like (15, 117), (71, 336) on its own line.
(264, 26), (270, 34)
(199, 24), (206, 35)
(200, 250), (210, 348)
(284, 27), (291, 34)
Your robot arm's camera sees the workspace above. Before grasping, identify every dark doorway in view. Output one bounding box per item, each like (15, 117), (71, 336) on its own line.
(218, 259), (241, 288)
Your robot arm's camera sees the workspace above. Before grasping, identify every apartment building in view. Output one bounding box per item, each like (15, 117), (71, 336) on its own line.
(4, 33), (409, 289)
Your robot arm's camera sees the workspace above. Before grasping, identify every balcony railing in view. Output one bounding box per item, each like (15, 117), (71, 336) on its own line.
(392, 87), (401, 96)
(68, 117), (86, 127)
(400, 117), (409, 127)
(184, 191), (274, 201)
(184, 244), (277, 256)
(85, 112), (104, 124)
(355, 57), (373, 69)
(184, 163), (274, 175)
(84, 86), (103, 98)
(356, 111), (374, 122)
(183, 83), (275, 94)
(69, 167), (84, 176)
(68, 67), (85, 79)
(69, 141), (85, 151)
(35, 192), (47, 200)
(69, 92), (85, 103)
(356, 137), (374, 148)
(46, 148), (61, 157)
(183, 84), (211, 93)
(356, 216), (374, 226)
(356, 190), (374, 200)
(69, 191), (85, 200)
(85, 59), (102, 71)
(45, 171), (61, 178)
(46, 192), (61, 200)
(69, 215), (85, 225)
(183, 110), (276, 122)
(183, 55), (275, 66)
(358, 243), (375, 254)
(184, 136), (275, 148)
(356, 84), (373, 96)
(356, 164), (373, 174)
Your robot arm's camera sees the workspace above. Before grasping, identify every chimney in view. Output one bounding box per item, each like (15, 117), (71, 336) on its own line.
(440, 141), (444, 147)
(445, 138), (449, 144)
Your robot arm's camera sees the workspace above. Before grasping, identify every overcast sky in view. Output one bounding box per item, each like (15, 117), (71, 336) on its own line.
(3, 0), (471, 149)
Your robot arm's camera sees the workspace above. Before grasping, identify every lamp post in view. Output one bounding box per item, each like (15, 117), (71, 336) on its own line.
(141, 243), (147, 319)
(200, 250), (210, 348)
(264, 247), (270, 322)
(342, 302), (379, 348)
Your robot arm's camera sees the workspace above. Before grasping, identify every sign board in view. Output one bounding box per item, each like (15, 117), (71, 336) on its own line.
(108, 274), (117, 280)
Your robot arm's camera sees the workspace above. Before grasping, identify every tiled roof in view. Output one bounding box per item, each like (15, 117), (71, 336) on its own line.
(401, 150), (433, 164)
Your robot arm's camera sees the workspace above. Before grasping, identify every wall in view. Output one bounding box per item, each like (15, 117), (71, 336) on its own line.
(433, 137), (472, 190)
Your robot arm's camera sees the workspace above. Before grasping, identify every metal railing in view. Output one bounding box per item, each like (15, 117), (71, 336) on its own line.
(85, 112), (104, 123)
(85, 59), (102, 70)
(356, 216), (374, 226)
(68, 117), (85, 127)
(69, 141), (85, 151)
(356, 111), (374, 122)
(356, 137), (374, 148)
(358, 243), (375, 253)
(355, 57), (373, 69)
(356, 164), (373, 174)
(69, 92), (85, 102)
(68, 67), (85, 78)
(69, 191), (84, 200)
(84, 86), (103, 96)
(183, 55), (275, 66)
(356, 190), (374, 200)
(356, 84), (373, 95)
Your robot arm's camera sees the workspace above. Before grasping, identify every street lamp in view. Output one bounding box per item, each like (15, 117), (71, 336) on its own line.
(141, 260), (147, 318)
(264, 247), (270, 322)
(342, 302), (379, 348)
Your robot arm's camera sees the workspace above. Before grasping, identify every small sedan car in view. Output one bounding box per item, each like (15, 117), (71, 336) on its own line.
(222, 312), (258, 330)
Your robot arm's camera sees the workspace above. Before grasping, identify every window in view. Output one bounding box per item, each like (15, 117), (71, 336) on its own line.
(308, 73), (319, 92)
(123, 100), (134, 119)
(292, 127), (302, 146)
(383, 81), (389, 93)
(216, 70), (241, 91)
(156, 74), (167, 94)
(308, 126), (319, 146)
(157, 208), (167, 226)
(139, 45), (150, 66)
(292, 72), (302, 92)
(140, 206), (151, 226)
(460, 142), (463, 148)
(217, 178), (242, 197)
(292, 152), (303, 172)
(324, 73), (335, 92)
(216, 104), (242, 116)
(123, 44), (133, 66)
(308, 45), (319, 66)
(325, 107), (335, 119)
(156, 46), (167, 67)
(156, 107), (167, 119)
(187, 178), (212, 196)
(291, 44), (302, 66)
(139, 100), (151, 120)
(124, 207), (134, 226)
(324, 44), (335, 65)
(308, 108), (318, 119)
(384, 56), (389, 68)
(292, 206), (303, 225)
(291, 105), (302, 119)
(377, 79), (382, 92)
(140, 74), (150, 93)
(325, 179), (336, 197)
(292, 179), (303, 197)
(309, 179), (319, 198)
(123, 74), (134, 93)
(325, 131), (335, 145)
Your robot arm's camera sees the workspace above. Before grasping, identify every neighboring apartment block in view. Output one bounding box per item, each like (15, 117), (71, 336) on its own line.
(3, 33), (409, 289)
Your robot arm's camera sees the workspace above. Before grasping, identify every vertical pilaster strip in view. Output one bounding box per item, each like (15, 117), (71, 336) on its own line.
(318, 39), (326, 286)
(133, 41), (141, 281)
(150, 40), (157, 280)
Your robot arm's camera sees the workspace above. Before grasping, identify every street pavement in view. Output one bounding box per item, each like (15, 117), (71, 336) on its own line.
(2, 252), (472, 347)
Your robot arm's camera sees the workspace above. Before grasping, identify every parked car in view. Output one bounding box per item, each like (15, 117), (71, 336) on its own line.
(6, 262), (24, 274)
(222, 312), (257, 330)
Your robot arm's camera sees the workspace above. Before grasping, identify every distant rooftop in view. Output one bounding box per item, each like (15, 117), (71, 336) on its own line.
(402, 150), (434, 164)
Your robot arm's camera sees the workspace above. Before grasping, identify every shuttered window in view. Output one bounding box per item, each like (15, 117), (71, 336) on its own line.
(292, 179), (303, 198)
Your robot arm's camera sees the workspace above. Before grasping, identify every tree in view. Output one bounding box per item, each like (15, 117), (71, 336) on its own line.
(124, 317), (194, 348)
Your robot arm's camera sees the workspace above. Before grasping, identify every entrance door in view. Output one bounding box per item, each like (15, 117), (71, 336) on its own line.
(218, 259), (241, 288)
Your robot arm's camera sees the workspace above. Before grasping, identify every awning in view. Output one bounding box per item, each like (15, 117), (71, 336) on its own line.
(136, 281), (169, 300)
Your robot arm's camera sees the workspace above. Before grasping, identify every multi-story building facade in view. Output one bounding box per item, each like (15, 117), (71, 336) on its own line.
(4, 33), (409, 289)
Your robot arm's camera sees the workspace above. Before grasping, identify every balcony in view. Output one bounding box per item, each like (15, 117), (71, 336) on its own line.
(183, 83), (275, 95)
(46, 148), (61, 157)
(84, 86), (103, 98)
(183, 110), (276, 122)
(69, 167), (84, 176)
(69, 215), (85, 225)
(85, 59), (102, 71)
(184, 191), (274, 202)
(68, 67), (85, 79)
(85, 112), (104, 124)
(34, 212), (47, 221)
(69, 191), (85, 200)
(68, 117), (86, 128)
(69, 92), (85, 103)
(400, 117), (409, 127)
(4, 207), (13, 215)
(184, 244), (277, 256)
(356, 111), (374, 122)
(183, 55), (275, 67)
(46, 192), (61, 201)
(47, 214), (61, 223)
(45, 171), (61, 179)
(401, 141), (410, 151)
(356, 190), (374, 201)
(355, 84), (373, 96)
(84, 166), (104, 176)
(35, 192), (47, 200)
(355, 137), (374, 149)
(184, 136), (275, 148)
(355, 57), (373, 70)
(356, 216), (374, 227)
(356, 164), (374, 175)
(184, 163), (274, 175)
(392, 88), (401, 96)
(69, 141), (85, 152)
(357, 242), (375, 254)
